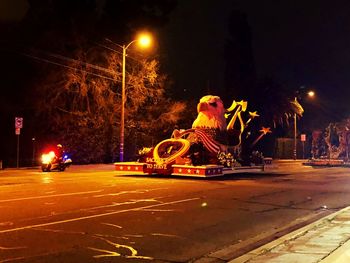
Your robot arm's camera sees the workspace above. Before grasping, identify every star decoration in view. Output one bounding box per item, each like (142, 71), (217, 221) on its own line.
(260, 127), (272, 135)
(249, 111), (260, 119)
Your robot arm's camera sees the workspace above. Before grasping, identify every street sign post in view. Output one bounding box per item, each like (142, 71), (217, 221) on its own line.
(301, 134), (306, 159)
(15, 117), (23, 168)
(15, 117), (23, 129)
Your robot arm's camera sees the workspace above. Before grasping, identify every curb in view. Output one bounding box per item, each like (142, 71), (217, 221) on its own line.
(321, 238), (350, 263)
(192, 210), (330, 263)
(228, 206), (350, 263)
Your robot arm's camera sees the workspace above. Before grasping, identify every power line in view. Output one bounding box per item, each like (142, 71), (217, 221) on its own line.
(97, 41), (146, 63)
(42, 50), (118, 76)
(21, 45), (148, 82)
(23, 52), (119, 82)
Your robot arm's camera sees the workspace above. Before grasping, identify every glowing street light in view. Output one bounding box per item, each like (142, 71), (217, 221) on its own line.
(138, 33), (152, 47)
(120, 32), (152, 162)
(307, 90), (315, 98)
(293, 90), (315, 160)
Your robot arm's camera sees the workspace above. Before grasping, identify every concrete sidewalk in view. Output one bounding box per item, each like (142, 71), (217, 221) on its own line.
(229, 206), (350, 263)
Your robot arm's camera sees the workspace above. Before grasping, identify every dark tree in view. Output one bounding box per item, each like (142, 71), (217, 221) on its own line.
(0, 0), (179, 165)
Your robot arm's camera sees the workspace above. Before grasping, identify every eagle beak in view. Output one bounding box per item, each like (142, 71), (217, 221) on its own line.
(197, 102), (208, 113)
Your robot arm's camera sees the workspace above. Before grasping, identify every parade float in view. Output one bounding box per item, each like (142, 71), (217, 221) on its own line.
(115, 95), (271, 177)
(305, 119), (350, 167)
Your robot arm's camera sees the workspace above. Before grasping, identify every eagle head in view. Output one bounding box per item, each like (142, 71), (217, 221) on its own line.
(192, 95), (227, 131)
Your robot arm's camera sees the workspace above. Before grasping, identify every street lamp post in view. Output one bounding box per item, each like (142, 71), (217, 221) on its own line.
(293, 97), (297, 160)
(293, 90), (315, 160)
(32, 137), (36, 166)
(119, 34), (151, 162)
(120, 44), (127, 163)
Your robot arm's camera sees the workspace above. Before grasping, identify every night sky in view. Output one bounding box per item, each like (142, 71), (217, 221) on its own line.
(162, 0), (350, 105)
(1, 0), (350, 163)
(161, 0), (350, 138)
(3, 1), (350, 100)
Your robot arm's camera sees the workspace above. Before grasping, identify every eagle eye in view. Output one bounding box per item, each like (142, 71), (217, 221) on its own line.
(209, 102), (217, 108)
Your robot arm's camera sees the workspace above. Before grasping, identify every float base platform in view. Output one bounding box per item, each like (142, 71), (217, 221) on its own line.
(303, 159), (345, 167)
(114, 162), (264, 177)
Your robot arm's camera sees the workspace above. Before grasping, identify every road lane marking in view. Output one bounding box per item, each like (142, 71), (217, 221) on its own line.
(0, 190), (104, 203)
(12, 198), (168, 224)
(92, 188), (168, 198)
(0, 256), (27, 263)
(151, 233), (182, 238)
(142, 209), (174, 212)
(0, 222), (14, 227)
(101, 223), (123, 229)
(33, 228), (86, 235)
(0, 197), (200, 233)
(88, 236), (153, 260)
(124, 234), (143, 238)
(0, 245), (27, 250)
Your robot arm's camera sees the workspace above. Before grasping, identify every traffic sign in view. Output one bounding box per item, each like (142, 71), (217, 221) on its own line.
(15, 117), (23, 129)
(15, 128), (20, 135)
(301, 134), (306, 142)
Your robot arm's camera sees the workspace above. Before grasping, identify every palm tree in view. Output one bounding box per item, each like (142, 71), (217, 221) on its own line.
(253, 77), (304, 129)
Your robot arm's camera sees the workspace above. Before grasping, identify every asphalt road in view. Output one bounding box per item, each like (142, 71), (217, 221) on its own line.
(1, 162), (350, 263)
